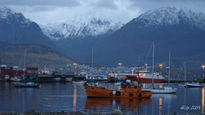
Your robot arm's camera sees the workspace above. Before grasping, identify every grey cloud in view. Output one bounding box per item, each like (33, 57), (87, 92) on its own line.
(92, 0), (117, 10)
(129, 0), (205, 12)
(0, 0), (80, 7)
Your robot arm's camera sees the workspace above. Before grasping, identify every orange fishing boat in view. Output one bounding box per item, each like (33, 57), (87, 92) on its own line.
(84, 82), (152, 98)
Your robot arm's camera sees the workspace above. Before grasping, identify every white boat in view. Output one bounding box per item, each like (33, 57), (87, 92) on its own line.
(185, 82), (203, 87)
(142, 86), (177, 94)
(182, 63), (203, 88)
(65, 77), (72, 82)
(72, 81), (86, 84)
(54, 77), (61, 82)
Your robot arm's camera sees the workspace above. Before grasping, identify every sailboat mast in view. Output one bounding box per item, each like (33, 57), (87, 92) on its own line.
(91, 48), (94, 68)
(168, 51), (171, 85)
(184, 62), (186, 82)
(23, 49), (27, 76)
(152, 41), (155, 87)
(24, 50), (26, 70)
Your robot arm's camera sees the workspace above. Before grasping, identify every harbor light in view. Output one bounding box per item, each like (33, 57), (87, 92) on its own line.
(73, 62), (78, 66)
(202, 65), (205, 70)
(202, 65), (205, 77)
(118, 62), (123, 66)
(159, 64), (163, 75)
(159, 64), (163, 68)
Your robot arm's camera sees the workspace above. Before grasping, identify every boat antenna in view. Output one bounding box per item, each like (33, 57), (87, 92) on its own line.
(152, 41), (155, 88)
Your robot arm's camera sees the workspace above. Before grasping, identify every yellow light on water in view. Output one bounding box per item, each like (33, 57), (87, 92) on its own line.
(159, 97), (162, 115)
(73, 85), (77, 112)
(202, 88), (204, 114)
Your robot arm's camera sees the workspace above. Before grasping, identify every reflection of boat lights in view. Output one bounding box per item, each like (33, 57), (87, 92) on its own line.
(159, 97), (162, 105)
(159, 97), (162, 115)
(73, 85), (77, 112)
(202, 88), (204, 114)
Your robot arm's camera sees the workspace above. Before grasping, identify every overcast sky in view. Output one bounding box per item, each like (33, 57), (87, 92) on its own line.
(0, 0), (205, 25)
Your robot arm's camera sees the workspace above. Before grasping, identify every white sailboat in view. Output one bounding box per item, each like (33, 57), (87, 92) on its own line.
(183, 63), (203, 88)
(152, 51), (176, 94)
(185, 82), (203, 87)
(142, 43), (176, 94)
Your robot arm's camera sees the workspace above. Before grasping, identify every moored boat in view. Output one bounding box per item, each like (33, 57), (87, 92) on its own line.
(84, 82), (152, 98)
(14, 82), (40, 88)
(185, 82), (203, 88)
(142, 86), (176, 94)
(116, 64), (165, 83)
(73, 81), (86, 84)
(126, 71), (165, 83)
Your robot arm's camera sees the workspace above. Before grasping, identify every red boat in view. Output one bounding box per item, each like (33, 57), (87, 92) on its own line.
(115, 70), (165, 83)
(127, 71), (165, 83)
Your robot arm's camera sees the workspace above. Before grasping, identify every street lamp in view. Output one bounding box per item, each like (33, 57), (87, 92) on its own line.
(201, 65), (205, 77)
(159, 64), (163, 75)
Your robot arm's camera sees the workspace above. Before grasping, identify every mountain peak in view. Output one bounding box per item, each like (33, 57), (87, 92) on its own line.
(41, 17), (123, 40)
(135, 7), (205, 29)
(0, 7), (31, 25)
(0, 7), (15, 19)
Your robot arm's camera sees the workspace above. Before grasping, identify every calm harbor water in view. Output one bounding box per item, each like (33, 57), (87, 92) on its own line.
(0, 82), (204, 114)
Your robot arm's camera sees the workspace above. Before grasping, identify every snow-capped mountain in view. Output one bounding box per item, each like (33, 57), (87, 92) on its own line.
(0, 7), (31, 25)
(40, 18), (123, 40)
(135, 7), (205, 29)
(0, 7), (54, 47)
(92, 7), (205, 66)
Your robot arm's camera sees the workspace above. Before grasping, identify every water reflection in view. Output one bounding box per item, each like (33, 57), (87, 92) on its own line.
(0, 83), (204, 114)
(73, 85), (77, 112)
(85, 98), (152, 113)
(159, 97), (162, 115)
(202, 87), (204, 114)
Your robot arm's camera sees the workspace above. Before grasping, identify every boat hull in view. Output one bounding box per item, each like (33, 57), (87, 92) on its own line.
(142, 88), (176, 94)
(14, 83), (39, 88)
(185, 83), (203, 88)
(127, 76), (165, 83)
(84, 84), (152, 98)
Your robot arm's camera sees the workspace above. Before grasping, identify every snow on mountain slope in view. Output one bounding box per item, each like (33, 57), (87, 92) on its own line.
(0, 7), (31, 25)
(135, 7), (205, 29)
(40, 18), (123, 40)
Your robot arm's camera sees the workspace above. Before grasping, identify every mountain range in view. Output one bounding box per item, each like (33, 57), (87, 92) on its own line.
(94, 7), (205, 67)
(41, 18), (123, 40)
(0, 7), (205, 68)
